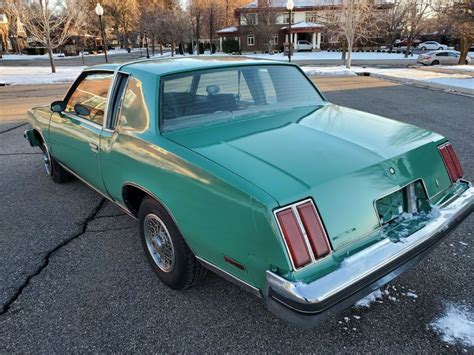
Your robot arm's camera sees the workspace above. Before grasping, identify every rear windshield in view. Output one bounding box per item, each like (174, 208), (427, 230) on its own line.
(160, 65), (324, 132)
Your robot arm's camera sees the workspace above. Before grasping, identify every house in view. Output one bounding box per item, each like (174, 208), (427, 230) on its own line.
(217, 0), (395, 53)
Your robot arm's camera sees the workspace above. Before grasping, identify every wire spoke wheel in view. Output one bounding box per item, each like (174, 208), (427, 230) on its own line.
(144, 213), (175, 272)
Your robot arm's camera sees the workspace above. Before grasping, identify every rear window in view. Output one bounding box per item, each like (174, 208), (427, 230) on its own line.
(160, 65), (324, 132)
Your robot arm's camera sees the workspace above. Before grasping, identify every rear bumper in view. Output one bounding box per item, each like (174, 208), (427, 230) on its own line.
(265, 184), (473, 328)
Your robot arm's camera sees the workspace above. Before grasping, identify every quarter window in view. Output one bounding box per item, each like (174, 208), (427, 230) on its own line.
(66, 72), (113, 126)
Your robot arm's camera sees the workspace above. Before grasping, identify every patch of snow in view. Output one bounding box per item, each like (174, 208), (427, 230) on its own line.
(406, 292), (418, 298)
(244, 51), (415, 61)
(459, 241), (468, 246)
(431, 304), (474, 347)
(353, 315), (361, 320)
(423, 77), (474, 90)
(388, 296), (397, 302)
(437, 65), (474, 72)
(0, 66), (84, 85)
(301, 65), (357, 77)
(355, 289), (384, 308)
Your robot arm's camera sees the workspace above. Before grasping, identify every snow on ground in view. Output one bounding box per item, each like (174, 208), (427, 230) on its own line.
(245, 51), (415, 61)
(0, 66), (84, 85)
(423, 77), (474, 90)
(437, 65), (474, 72)
(302, 66), (357, 77)
(355, 289), (384, 308)
(431, 304), (474, 348)
(0, 48), (142, 61)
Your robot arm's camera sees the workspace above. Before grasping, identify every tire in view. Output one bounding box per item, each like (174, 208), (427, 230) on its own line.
(139, 196), (206, 290)
(438, 47), (443, 50)
(39, 143), (72, 183)
(431, 60), (440, 66)
(421, 46), (426, 50)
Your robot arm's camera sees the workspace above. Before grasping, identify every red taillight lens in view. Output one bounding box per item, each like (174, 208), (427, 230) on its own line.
(439, 143), (464, 182)
(276, 208), (311, 268)
(297, 202), (331, 259)
(275, 200), (331, 269)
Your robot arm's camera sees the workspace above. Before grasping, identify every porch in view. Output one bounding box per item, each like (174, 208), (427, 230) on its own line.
(282, 22), (324, 50)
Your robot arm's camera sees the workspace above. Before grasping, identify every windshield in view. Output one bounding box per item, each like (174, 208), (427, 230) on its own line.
(160, 65), (324, 132)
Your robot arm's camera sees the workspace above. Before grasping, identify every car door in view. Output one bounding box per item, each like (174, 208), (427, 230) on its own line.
(447, 52), (459, 64)
(435, 52), (448, 64)
(49, 71), (114, 193)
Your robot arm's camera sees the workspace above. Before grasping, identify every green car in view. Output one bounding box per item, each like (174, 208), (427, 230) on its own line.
(25, 57), (472, 328)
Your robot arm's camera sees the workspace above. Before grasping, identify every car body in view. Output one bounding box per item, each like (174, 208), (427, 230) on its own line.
(418, 41), (448, 51)
(394, 38), (421, 48)
(24, 57), (473, 328)
(296, 40), (313, 51)
(417, 50), (471, 66)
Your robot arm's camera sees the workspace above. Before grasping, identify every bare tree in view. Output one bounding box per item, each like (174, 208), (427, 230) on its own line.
(242, 2), (277, 53)
(401, 0), (430, 58)
(434, 0), (473, 65)
(322, 0), (378, 68)
(382, 0), (408, 50)
(19, 0), (79, 73)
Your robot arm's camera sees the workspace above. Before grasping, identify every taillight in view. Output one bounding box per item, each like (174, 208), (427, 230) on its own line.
(275, 199), (331, 270)
(439, 142), (464, 182)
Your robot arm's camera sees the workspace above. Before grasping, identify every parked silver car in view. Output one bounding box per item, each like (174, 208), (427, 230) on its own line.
(417, 50), (471, 66)
(418, 41), (448, 50)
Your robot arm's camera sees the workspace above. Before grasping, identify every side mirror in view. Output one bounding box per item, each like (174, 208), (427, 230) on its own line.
(51, 100), (66, 113)
(74, 103), (91, 117)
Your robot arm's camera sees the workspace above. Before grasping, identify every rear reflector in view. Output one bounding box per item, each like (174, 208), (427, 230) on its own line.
(439, 143), (464, 182)
(275, 199), (331, 270)
(297, 202), (331, 259)
(276, 208), (311, 268)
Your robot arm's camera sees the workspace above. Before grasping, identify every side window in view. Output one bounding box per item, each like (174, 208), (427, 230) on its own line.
(66, 72), (113, 126)
(118, 77), (149, 132)
(437, 52), (448, 56)
(448, 52), (458, 57)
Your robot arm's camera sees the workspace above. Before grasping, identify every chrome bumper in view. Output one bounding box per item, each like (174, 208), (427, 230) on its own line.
(265, 185), (473, 328)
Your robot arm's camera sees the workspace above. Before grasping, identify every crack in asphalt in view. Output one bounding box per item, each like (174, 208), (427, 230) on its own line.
(0, 198), (107, 316)
(87, 226), (136, 233)
(0, 123), (28, 134)
(94, 213), (127, 219)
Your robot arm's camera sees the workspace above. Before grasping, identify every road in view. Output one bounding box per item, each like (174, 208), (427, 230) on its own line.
(0, 77), (472, 352)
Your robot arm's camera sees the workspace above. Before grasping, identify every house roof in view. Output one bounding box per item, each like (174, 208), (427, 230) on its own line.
(217, 26), (239, 34)
(243, 0), (341, 9)
(281, 21), (324, 30)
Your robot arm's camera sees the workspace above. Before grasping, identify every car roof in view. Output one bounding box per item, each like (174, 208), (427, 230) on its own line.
(84, 56), (290, 77)
(427, 50), (457, 54)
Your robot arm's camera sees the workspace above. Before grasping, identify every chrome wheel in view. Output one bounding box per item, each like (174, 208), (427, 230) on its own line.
(144, 214), (175, 272)
(41, 144), (52, 175)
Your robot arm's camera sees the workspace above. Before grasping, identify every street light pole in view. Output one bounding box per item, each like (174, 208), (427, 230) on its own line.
(286, 0), (294, 63)
(95, 3), (108, 63)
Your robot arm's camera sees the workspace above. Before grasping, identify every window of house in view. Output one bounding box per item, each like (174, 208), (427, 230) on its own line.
(271, 35), (278, 45)
(247, 35), (255, 46)
(245, 13), (257, 25)
(305, 12), (318, 23)
(283, 12), (295, 24)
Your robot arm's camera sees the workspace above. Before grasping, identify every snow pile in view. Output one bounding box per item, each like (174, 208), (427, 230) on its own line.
(245, 51), (415, 61)
(0, 66), (84, 85)
(302, 66), (357, 77)
(423, 77), (474, 90)
(431, 304), (474, 347)
(355, 289), (384, 308)
(437, 65), (474, 72)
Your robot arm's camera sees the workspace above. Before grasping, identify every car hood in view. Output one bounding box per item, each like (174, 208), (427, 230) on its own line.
(165, 104), (447, 249)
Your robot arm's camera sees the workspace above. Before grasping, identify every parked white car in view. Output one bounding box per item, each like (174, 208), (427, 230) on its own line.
(418, 41), (448, 50)
(296, 40), (313, 52)
(417, 50), (471, 66)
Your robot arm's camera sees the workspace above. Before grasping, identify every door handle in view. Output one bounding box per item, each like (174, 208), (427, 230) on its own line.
(89, 141), (99, 152)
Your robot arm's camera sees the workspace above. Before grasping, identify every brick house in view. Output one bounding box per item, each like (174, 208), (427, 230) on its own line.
(217, 0), (395, 53)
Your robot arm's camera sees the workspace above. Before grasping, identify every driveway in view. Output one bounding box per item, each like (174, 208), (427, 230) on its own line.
(0, 78), (472, 352)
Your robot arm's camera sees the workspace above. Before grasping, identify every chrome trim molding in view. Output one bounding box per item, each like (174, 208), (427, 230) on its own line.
(196, 256), (262, 298)
(273, 198), (332, 272)
(265, 185), (473, 325)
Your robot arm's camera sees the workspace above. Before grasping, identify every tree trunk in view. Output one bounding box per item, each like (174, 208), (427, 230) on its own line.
(346, 43), (352, 69)
(171, 41), (175, 57)
(458, 35), (471, 65)
(160, 43), (163, 55)
(47, 41), (56, 73)
(405, 37), (412, 58)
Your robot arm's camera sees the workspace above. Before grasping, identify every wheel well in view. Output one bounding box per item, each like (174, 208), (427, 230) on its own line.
(122, 184), (152, 217)
(33, 129), (44, 145)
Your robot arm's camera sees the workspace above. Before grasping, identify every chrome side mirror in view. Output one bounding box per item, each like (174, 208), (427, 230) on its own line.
(51, 100), (66, 113)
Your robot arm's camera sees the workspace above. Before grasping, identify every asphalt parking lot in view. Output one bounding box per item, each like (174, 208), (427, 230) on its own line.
(0, 78), (472, 352)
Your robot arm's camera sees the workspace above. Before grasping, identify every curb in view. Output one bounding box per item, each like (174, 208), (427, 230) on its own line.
(362, 72), (474, 96)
